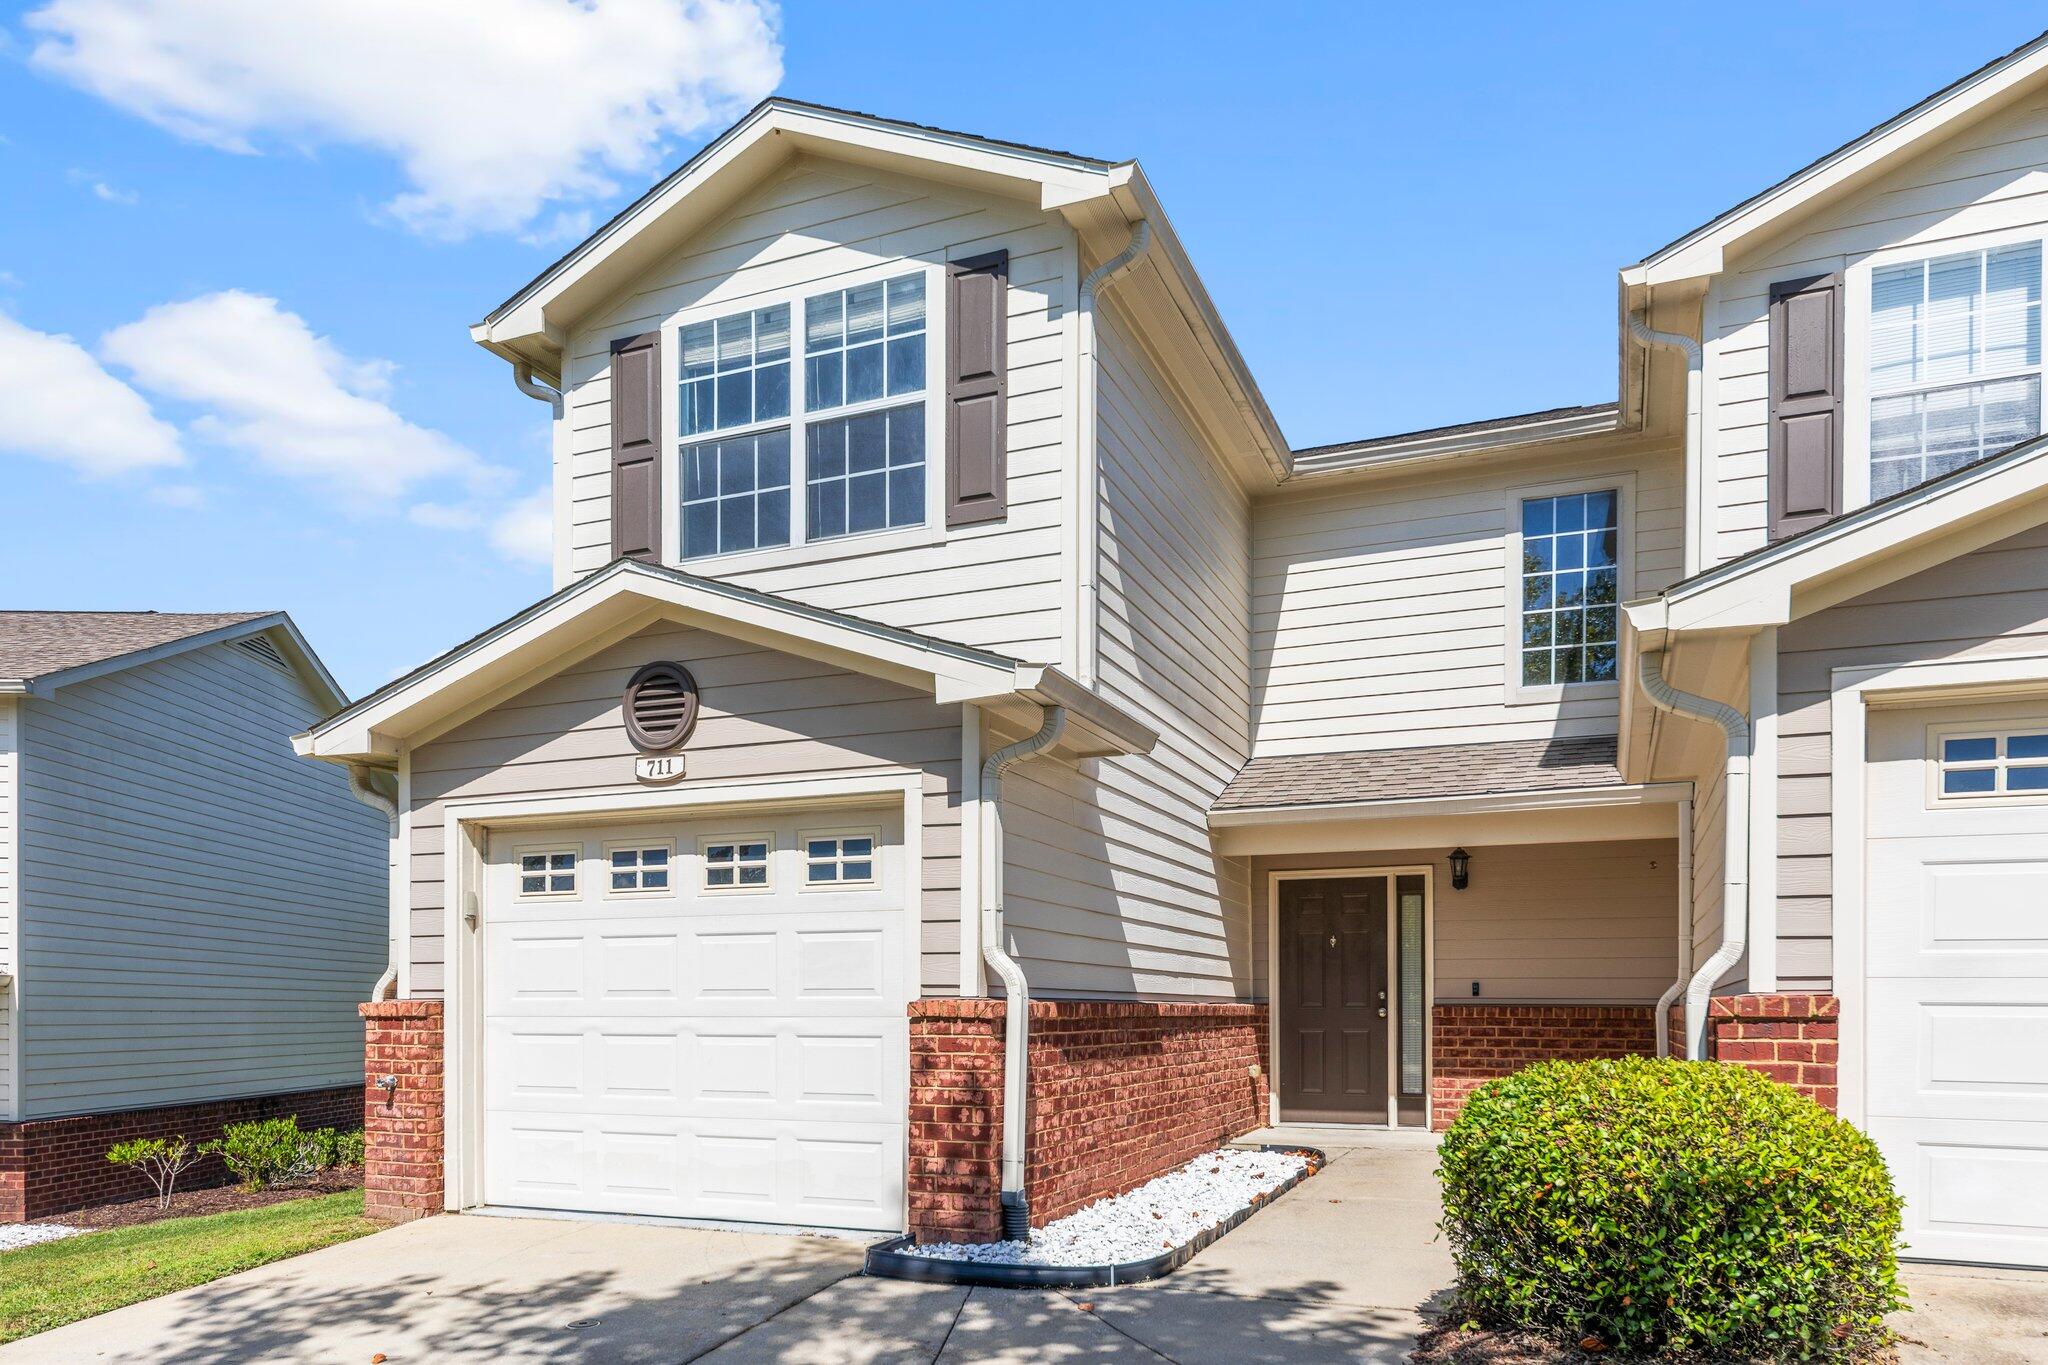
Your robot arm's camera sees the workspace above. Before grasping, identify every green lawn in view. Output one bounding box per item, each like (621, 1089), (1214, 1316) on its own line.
(0, 1189), (379, 1344)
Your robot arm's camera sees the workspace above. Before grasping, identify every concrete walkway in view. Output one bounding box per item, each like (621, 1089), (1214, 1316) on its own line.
(8, 1129), (2044, 1362)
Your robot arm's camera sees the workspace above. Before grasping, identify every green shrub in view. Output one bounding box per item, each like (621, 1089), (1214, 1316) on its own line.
(105, 1136), (204, 1209)
(205, 1117), (315, 1190)
(1437, 1057), (1903, 1361)
(304, 1127), (366, 1171)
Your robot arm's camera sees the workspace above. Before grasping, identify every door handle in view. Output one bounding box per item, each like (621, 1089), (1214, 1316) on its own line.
(1377, 1007), (1388, 1018)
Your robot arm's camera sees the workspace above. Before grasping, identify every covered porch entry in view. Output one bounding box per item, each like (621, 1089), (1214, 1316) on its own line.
(1214, 737), (1690, 1131)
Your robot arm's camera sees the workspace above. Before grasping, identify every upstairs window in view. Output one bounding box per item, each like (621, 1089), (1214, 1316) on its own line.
(1869, 243), (2041, 499)
(1518, 490), (1619, 687)
(677, 270), (932, 561)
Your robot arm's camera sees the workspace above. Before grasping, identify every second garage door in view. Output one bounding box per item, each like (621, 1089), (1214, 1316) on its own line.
(1865, 698), (2048, 1267)
(481, 809), (907, 1231)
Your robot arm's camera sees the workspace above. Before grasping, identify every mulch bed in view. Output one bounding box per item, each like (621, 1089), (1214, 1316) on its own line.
(56, 1171), (363, 1232)
(1411, 1319), (1902, 1364)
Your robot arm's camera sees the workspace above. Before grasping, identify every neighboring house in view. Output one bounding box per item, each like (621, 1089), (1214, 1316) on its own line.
(303, 34), (2048, 1267)
(0, 612), (387, 1222)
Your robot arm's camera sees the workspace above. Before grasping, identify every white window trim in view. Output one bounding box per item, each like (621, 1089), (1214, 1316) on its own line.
(1925, 717), (2048, 807)
(656, 258), (948, 571)
(698, 831), (776, 894)
(1843, 224), (2047, 512)
(798, 825), (882, 890)
(1502, 472), (1634, 706)
(601, 838), (676, 897)
(514, 844), (581, 899)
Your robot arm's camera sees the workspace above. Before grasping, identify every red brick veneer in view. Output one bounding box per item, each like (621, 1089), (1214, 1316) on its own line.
(1706, 993), (1839, 1112)
(0, 1084), (362, 1223)
(359, 999), (445, 1223)
(1431, 1003), (1657, 1131)
(907, 999), (1268, 1244)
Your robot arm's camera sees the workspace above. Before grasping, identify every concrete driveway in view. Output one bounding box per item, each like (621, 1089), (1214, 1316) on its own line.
(7, 1129), (2044, 1363)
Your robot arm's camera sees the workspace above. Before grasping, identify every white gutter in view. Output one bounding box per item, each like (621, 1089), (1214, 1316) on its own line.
(1627, 313), (1705, 577)
(1072, 220), (1151, 686)
(1653, 798), (1695, 1057)
(979, 703), (1067, 1237)
(347, 763), (402, 1003)
(1637, 653), (1749, 1058)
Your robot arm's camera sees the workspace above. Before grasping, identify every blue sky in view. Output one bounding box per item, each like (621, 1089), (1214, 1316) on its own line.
(2, 1), (2042, 696)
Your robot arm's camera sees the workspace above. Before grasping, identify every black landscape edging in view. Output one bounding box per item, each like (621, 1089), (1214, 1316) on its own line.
(863, 1145), (1325, 1289)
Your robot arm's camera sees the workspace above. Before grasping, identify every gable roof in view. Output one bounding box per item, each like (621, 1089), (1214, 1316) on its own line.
(1626, 28), (2048, 286)
(469, 97), (1289, 485)
(0, 610), (345, 707)
(1288, 402), (1622, 479)
(298, 558), (1155, 766)
(1625, 432), (2048, 639)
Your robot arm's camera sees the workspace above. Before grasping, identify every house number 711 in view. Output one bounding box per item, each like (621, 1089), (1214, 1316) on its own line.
(633, 754), (686, 784)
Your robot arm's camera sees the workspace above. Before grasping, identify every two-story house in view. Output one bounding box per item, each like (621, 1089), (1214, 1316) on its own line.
(303, 37), (2048, 1267)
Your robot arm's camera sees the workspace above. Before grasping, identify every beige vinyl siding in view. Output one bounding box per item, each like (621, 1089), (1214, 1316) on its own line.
(1689, 758), (1735, 990)
(0, 696), (17, 1119)
(1774, 521), (2048, 991)
(406, 622), (965, 996)
(1249, 442), (1683, 756)
(15, 642), (386, 1119)
(561, 157), (1077, 663)
(1249, 840), (1680, 1005)
(991, 304), (1254, 999)
(1704, 92), (2048, 565)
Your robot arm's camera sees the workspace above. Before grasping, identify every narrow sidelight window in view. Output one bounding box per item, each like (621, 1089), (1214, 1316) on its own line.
(1519, 490), (1619, 686)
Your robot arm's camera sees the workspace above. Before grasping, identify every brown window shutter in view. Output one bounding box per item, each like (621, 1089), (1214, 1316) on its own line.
(610, 330), (663, 563)
(945, 250), (1009, 527)
(1767, 273), (1844, 541)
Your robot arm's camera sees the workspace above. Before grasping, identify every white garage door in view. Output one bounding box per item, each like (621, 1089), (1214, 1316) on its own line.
(1866, 698), (2048, 1267)
(481, 809), (907, 1232)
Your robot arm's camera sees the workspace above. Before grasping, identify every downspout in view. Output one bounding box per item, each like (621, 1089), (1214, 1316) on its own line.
(1072, 221), (1152, 686)
(1653, 798), (1694, 1057)
(1637, 652), (1749, 1059)
(347, 764), (401, 1002)
(979, 704), (1067, 1239)
(1627, 312), (1705, 577)
(512, 361), (564, 418)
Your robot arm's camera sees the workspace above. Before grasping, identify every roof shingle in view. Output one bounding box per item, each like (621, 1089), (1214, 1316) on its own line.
(1214, 736), (1623, 813)
(0, 611), (272, 685)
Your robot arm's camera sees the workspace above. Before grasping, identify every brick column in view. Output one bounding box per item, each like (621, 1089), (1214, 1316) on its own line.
(1431, 1004), (1657, 1131)
(1706, 993), (1839, 1112)
(360, 1000), (445, 1223)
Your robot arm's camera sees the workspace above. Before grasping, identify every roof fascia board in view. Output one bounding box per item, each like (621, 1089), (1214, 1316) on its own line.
(22, 613), (293, 699)
(1629, 36), (2048, 287)
(479, 103), (1119, 354)
(1210, 779), (1690, 828)
(1287, 406), (1625, 481)
(1646, 443), (2048, 633)
(304, 563), (1029, 761)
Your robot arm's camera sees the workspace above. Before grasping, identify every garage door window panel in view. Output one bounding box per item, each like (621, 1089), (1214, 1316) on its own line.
(1933, 724), (2048, 801)
(802, 830), (878, 889)
(702, 835), (773, 891)
(606, 842), (673, 895)
(518, 848), (580, 897)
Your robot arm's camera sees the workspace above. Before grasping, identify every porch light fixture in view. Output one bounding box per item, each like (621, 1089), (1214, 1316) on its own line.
(1448, 847), (1471, 891)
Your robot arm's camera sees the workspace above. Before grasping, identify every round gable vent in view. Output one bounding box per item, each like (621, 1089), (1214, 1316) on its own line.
(623, 661), (700, 753)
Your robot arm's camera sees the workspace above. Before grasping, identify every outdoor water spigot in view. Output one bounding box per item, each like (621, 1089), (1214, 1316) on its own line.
(377, 1074), (399, 1109)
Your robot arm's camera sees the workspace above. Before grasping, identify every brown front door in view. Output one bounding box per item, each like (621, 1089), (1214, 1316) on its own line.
(1278, 878), (1388, 1122)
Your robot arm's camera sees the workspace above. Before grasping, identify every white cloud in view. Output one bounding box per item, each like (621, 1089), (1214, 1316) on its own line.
(69, 168), (138, 204)
(102, 290), (501, 502)
(0, 311), (184, 475)
(489, 489), (554, 567)
(25, 0), (783, 238)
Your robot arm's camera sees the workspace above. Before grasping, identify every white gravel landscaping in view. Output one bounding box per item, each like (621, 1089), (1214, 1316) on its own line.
(0, 1223), (81, 1252)
(906, 1147), (1309, 1267)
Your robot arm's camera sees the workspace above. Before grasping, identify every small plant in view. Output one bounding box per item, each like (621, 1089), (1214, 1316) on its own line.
(304, 1127), (367, 1171)
(106, 1136), (206, 1210)
(1438, 1057), (1904, 1361)
(206, 1117), (317, 1191)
